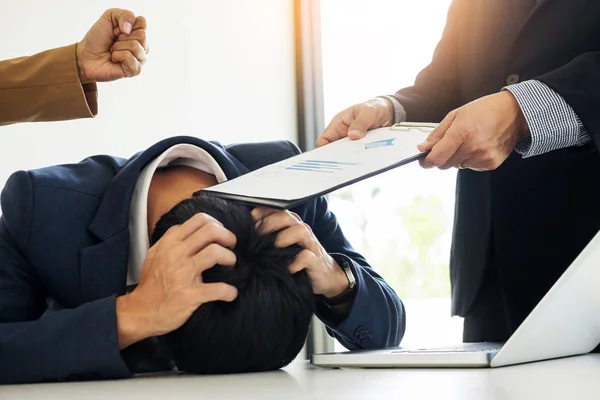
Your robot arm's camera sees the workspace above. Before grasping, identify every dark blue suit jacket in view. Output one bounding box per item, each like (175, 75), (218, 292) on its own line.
(0, 137), (404, 384)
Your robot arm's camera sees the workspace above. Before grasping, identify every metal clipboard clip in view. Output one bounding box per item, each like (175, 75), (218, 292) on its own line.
(389, 122), (438, 132)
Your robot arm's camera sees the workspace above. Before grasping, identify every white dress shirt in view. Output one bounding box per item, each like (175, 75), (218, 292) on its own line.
(381, 79), (590, 159)
(127, 144), (227, 286)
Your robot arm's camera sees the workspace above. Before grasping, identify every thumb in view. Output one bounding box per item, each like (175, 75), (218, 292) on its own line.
(347, 106), (377, 140)
(417, 110), (457, 152)
(317, 106), (356, 147)
(106, 8), (136, 35)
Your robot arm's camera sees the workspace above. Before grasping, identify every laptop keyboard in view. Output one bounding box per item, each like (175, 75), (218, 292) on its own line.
(391, 342), (504, 354)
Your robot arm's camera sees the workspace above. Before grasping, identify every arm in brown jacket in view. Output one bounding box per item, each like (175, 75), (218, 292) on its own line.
(0, 43), (98, 126)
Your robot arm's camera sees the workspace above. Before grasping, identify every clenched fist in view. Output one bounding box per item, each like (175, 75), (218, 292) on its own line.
(76, 8), (149, 83)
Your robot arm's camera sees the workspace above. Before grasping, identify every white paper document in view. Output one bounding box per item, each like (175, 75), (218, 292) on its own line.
(203, 123), (436, 208)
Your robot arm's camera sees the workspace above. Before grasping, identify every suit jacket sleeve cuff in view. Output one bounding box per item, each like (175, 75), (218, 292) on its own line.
(504, 80), (591, 158)
(0, 44), (97, 126)
(316, 253), (405, 350)
(67, 295), (134, 380)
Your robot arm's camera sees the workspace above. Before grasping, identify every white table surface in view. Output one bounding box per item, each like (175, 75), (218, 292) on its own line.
(2, 355), (600, 400)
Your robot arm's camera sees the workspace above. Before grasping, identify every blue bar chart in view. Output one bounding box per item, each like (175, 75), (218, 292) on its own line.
(286, 160), (358, 174)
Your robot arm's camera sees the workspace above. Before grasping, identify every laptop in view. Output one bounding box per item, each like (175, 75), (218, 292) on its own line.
(311, 229), (600, 368)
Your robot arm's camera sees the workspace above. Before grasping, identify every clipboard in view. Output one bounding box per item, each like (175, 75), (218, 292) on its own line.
(200, 122), (436, 209)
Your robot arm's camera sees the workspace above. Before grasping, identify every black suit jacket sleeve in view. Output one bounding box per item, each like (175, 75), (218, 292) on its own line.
(390, 0), (466, 122)
(536, 52), (600, 146)
(310, 196), (405, 350)
(0, 171), (132, 384)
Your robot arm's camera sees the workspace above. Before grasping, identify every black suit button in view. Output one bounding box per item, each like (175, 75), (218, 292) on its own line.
(505, 73), (520, 85)
(354, 326), (367, 336)
(354, 326), (371, 343)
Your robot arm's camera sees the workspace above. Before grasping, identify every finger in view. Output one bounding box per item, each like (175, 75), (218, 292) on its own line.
(275, 224), (314, 250)
(288, 211), (303, 222)
(289, 262), (307, 274)
(191, 244), (237, 274)
(439, 145), (469, 170)
(116, 29), (149, 54)
(171, 213), (223, 241)
(289, 249), (318, 274)
(347, 105), (378, 140)
(316, 110), (351, 147)
(132, 15), (147, 31)
(417, 111), (457, 152)
(196, 282), (238, 303)
(111, 40), (147, 64)
(251, 207), (280, 222)
(255, 208), (302, 224)
(182, 222), (237, 255)
(421, 128), (464, 169)
(258, 210), (303, 234)
(110, 50), (142, 77)
(105, 8), (136, 35)
(468, 163), (489, 172)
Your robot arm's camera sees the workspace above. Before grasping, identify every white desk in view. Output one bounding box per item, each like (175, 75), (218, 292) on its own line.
(3, 355), (600, 400)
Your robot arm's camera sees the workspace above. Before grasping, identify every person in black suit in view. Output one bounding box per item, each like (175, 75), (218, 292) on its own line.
(318, 0), (600, 343)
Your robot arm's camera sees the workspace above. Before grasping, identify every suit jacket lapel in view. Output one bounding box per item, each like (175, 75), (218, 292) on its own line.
(88, 136), (248, 240)
(80, 136), (249, 302)
(79, 231), (131, 303)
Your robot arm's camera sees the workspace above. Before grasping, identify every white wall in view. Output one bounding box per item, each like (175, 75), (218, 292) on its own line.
(0, 0), (297, 190)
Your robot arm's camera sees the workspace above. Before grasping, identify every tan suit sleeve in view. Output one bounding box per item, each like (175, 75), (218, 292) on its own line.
(0, 44), (98, 126)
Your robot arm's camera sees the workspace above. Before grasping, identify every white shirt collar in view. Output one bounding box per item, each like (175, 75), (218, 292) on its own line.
(127, 144), (227, 285)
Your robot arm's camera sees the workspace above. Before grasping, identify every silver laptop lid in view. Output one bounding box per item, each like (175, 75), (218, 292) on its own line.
(491, 230), (600, 367)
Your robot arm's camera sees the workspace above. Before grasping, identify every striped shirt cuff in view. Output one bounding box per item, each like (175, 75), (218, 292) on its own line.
(377, 95), (407, 125)
(504, 80), (590, 158)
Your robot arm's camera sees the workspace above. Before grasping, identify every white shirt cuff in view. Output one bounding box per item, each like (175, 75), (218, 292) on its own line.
(378, 95), (407, 125)
(504, 80), (590, 158)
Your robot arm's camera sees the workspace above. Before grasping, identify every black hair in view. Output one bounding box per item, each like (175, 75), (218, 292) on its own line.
(150, 192), (315, 374)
